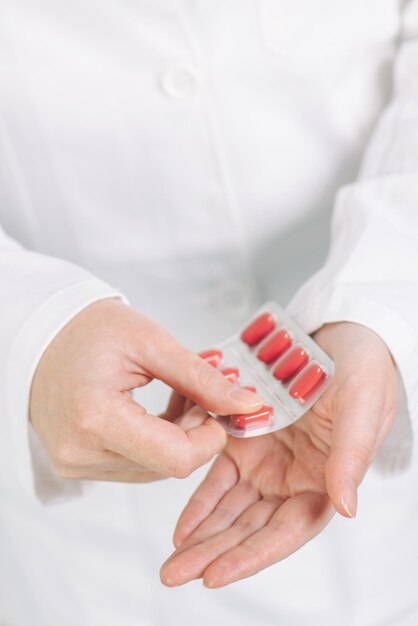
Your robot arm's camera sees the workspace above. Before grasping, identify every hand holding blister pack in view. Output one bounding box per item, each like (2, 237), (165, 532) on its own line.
(199, 303), (335, 437)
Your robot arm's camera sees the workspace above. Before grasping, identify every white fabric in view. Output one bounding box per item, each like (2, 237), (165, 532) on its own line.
(0, 0), (417, 624)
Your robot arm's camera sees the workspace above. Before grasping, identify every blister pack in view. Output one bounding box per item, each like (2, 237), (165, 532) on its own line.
(199, 302), (335, 438)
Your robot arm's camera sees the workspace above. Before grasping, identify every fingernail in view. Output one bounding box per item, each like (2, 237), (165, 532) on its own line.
(341, 480), (358, 518)
(227, 385), (264, 408)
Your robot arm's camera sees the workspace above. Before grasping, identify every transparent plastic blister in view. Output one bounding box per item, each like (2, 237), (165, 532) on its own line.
(201, 302), (335, 438)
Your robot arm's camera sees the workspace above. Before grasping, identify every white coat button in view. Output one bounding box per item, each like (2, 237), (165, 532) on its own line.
(160, 64), (200, 99)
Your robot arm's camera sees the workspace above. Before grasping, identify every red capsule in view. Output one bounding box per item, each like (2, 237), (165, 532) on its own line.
(198, 348), (223, 367)
(240, 312), (276, 347)
(273, 346), (309, 383)
(256, 329), (291, 364)
(242, 385), (257, 393)
(221, 367), (240, 383)
(231, 405), (273, 429)
(289, 364), (326, 401)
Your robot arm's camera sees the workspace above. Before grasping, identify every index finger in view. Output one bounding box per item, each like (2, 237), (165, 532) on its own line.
(133, 314), (264, 415)
(163, 492), (333, 588)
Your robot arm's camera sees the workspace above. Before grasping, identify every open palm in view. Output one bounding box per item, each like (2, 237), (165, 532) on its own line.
(160, 322), (397, 588)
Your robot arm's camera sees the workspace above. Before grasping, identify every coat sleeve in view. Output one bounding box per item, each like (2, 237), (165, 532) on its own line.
(288, 0), (418, 473)
(0, 224), (125, 501)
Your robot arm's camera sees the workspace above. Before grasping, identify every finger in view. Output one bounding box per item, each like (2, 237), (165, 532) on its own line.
(135, 314), (264, 415)
(94, 449), (150, 472)
(161, 497), (281, 587)
(104, 395), (228, 478)
(325, 390), (393, 518)
(161, 392), (198, 426)
(178, 481), (260, 550)
(51, 448), (166, 482)
(183, 397), (195, 414)
(173, 453), (239, 548)
(94, 471), (165, 483)
(160, 390), (186, 422)
(174, 405), (211, 432)
(201, 493), (333, 588)
(74, 469), (166, 483)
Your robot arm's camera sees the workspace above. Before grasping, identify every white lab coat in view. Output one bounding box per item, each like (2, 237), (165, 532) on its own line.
(0, 1), (418, 624)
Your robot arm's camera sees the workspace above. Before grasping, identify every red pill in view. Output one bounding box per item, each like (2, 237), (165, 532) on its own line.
(289, 364), (326, 401)
(240, 312), (276, 347)
(231, 405), (273, 429)
(273, 346), (309, 383)
(198, 348), (223, 367)
(256, 329), (291, 364)
(221, 367), (240, 383)
(242, 385), (257, 393)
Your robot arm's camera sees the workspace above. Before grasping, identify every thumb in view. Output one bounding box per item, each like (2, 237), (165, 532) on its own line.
(136, 314), (264, 415)
(325, 392), (390, 519)
(105, 396), (228, 478)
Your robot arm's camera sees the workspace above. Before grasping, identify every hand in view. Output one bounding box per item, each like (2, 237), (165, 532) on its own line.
(29, 299), (263, 483)
(160, 322), (398, 587)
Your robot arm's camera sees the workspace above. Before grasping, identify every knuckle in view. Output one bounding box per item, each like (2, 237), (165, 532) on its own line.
(77, 407), (101, 436)
(172, 464), (192, 480)
(52, 441), (78, 469)
(170, 451), (194, 479)
(50, 461), (89, 480)
(235, 516), (259, 534)
(49, 459), (65, 477)
(214, 505), (237, 523)
(50, 464), (76, 479)
(351, 443), (373, 469)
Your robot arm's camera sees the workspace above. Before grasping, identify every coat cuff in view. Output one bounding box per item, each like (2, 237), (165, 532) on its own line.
(5, 279), (127, 503)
